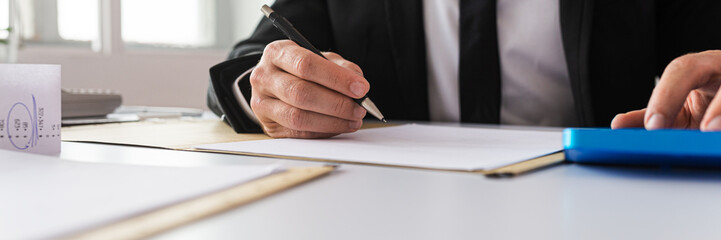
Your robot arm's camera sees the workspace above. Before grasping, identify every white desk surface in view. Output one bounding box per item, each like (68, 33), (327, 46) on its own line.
(60, 140), (721, 240)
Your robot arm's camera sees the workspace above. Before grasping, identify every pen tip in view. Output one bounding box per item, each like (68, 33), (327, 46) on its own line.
(382, 118), (387, 123)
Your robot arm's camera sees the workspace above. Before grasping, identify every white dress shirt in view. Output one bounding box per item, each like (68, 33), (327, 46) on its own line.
(423, 0), (578, 127)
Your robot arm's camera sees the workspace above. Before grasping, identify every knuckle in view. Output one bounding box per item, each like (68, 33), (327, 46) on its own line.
(287, 81), (313, 106)
(264, 40), (294, 66)
(262, 43), (277, 59)
(263, 40), (284, 56)
(332, 98), (352, 116)
(293, 52), (315, 79)
(667, 53), (721, 82)
(250, 95), (263, 112)
(668, 55), (699, 72)
(286, 107), (307, 129)
(249, 67), (266, 86)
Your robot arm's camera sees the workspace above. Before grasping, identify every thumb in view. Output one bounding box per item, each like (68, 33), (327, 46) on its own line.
(322, 52), (364, 76)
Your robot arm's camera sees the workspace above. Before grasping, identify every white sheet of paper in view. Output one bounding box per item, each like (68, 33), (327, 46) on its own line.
(0, 149), (278, 239)
(195, 124), (562, 171)
(0, 64), (61, 155)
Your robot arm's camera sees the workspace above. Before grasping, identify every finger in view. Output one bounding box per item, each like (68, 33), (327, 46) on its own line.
(258, 121), (339, 139)
(249, 64), (275, 97)
(701, 86), (721, 131)
(251, 96), (363, 134)
(668, 89), (712, 129)
(323, 52), (364, 76)
(645, 51), (721, 130)
(250, 92), (334, 138)
(263, 40), (370, 98)
(278, 129), (339, 139)
(611, 109), (646, 129)
(263, 69), (366, 121)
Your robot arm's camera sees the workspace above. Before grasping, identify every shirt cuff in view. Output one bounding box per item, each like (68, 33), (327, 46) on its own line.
(232, 67), (260, 125)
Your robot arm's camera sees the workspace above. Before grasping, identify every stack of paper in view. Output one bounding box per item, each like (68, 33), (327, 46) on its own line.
(195, 124), (563, 171)
(0, 149), (278, 239)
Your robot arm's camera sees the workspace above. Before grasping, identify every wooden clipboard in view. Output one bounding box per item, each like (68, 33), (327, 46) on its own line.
(62, 119), (564, 176)
(64, 166), (335, 240)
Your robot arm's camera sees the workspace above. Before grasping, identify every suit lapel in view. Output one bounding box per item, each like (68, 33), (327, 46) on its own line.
(383, 0), (429, 120)
(560, 0), (595, 126)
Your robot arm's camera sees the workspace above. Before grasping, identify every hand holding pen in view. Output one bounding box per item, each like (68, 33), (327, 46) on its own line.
(248, 5), (385, 138)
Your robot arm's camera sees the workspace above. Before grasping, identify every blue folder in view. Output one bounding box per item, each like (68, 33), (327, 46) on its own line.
(563, 128), (721, 167)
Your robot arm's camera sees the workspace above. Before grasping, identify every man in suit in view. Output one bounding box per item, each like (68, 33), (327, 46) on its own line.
(208, 0), (721, 138)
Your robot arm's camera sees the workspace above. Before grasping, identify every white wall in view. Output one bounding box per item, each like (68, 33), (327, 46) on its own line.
(18, 46), (225, 110)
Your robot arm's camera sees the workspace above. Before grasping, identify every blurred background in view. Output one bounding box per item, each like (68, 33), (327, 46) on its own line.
(0, 0), (274, 110)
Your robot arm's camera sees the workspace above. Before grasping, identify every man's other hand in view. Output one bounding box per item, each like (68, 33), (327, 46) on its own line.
(249, 40), (369, 138)
(612, 50), (721, 131)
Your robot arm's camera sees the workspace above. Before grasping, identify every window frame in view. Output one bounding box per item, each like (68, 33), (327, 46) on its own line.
(21, 0), (257, 53)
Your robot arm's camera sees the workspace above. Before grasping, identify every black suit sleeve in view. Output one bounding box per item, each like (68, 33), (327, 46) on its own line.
(656, 0), (721, 74)
(206, 0), (334, 133)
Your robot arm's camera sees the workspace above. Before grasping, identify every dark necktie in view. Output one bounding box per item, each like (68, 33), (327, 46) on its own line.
(459, 0), (501, 123)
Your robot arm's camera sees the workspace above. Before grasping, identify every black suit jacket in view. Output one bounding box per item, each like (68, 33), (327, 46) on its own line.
(208, 0), (721, 132)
